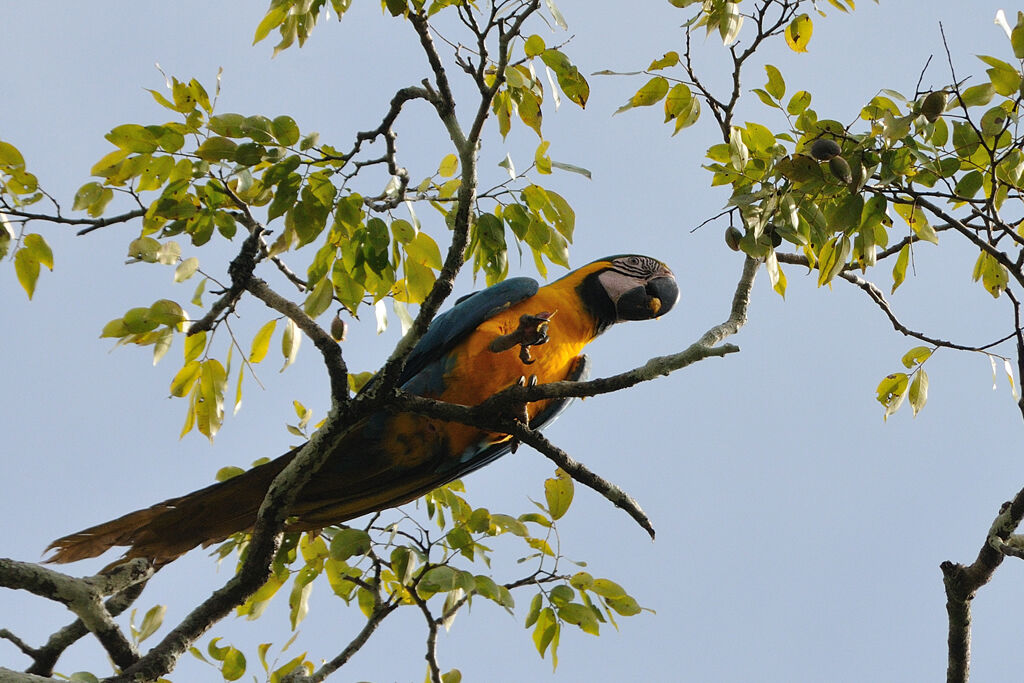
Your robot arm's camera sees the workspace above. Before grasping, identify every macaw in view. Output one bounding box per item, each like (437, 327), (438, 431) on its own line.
(46, 255), (678, 566)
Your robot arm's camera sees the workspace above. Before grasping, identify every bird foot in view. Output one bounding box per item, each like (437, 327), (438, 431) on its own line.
(488, 312), (554, 365)
(508, 374), (538, 453)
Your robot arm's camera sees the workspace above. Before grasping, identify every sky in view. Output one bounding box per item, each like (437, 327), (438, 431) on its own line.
(3, 1), (1024, 682)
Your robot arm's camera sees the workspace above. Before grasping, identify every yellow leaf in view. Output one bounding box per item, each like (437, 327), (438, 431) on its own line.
(250, 320), (276, 363)
(785, 14), (813, 53)
(438, 154), (459, 178)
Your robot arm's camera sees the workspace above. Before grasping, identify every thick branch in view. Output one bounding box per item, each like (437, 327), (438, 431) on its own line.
(942, 486), (1024, 683)
(25, 580), (147, 677)
(0, 558), (152, 673)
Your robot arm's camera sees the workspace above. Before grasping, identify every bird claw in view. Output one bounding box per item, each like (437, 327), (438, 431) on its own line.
(508, 375), (537, 454)
(489, 312), (555, 366)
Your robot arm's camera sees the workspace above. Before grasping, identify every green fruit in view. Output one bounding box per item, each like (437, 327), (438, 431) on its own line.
(921, 90), (948, 123)
(809, 138), (841, 161)
(724, 226), (743, 251)
(829, 156), (853, 184)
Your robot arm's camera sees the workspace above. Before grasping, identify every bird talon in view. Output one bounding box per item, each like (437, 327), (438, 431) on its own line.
(519, 345), (536, 364)
(489, 311), (555, 365)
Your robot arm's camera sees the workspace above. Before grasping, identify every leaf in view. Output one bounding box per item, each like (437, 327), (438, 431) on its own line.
(901, 346), (932, 369)
(221, 647), (246, 681)
(785, 14), (813, 53)
(281, 319), (301, 371)
(14, 245), (40, 299)
(544, 470), (574, 520)
(590, 578), (627, 599)
(253, 4), (288, 44)
(876, 372), (909, 421)
(891, 243), (910, 294)
(174, 257), (199, 282)
(648, 51), (679, 70)
(171, 360), (202, 397)
(719, 1), (743, 45)
(135, 605), (166, 643)
(615, 76), (669, 115)
(908, 369), (929, 416)
(764, 64), (786, 100)
(544, 0), (567, 30)
(438, 153), (459, 178)
(972, 251), (1009, 298)
(893, 203), (937, 245)
(525, 34), (546, 58)
(1007, 358), (1020, 400)
(329, 528), (371, 561)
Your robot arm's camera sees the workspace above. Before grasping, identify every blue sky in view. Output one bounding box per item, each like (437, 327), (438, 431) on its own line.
(4, 2), (1024, 681)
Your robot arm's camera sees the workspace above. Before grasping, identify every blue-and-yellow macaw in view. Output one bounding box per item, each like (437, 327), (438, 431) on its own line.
(46, 255), (677, 565)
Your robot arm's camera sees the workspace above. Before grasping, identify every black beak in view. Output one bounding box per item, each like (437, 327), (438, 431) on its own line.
(615, 274), (679, 321)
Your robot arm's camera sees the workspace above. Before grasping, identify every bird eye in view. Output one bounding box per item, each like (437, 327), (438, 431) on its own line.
(628, 256), (640, 266)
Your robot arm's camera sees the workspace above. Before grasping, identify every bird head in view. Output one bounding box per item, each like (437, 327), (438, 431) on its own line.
(577, 255), (679, 333)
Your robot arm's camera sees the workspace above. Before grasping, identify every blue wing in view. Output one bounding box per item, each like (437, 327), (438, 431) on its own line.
(397, 276), (539, 387)
(356, 277), (539, 398)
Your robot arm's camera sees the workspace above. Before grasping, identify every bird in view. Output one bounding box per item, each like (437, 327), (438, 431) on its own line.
(45, 254), (678, 566)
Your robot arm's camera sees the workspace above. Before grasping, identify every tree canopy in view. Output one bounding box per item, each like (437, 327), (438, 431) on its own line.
(4, 1), (1024, 682)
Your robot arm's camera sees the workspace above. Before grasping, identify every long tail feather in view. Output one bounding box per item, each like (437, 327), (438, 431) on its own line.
(45, 452), (295, 565)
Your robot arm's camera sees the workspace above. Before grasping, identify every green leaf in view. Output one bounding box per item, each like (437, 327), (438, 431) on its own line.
(648, 51), (679, 70)
(559, 603), (600, 635)
(590, 578), (627, 599)
(615, 76), (669, 115)
(135, 604), (166, 643)
(973, 251), (1009, 298)
(272, 116), (300, 146)
(106, 124), (159, 153)
(221, 647), (246, 681)
(525, 34), (546, 58)
(1012, 13), (1024, 58)
(901, 346), (932, 369)
(303, 277), (334, 318)
(195, 137), (238, 163)
(764, 64), (785, 100)
(14, 248), (41, 299)
(605, 595), (642, 616)
(786, 91), (811, 116)
(544, 470), (574, 520)
(784, 14), (812, 52)
(329, 528), (371, 561)
(876, 372), (909, 420)
(958, 83), (995, 108)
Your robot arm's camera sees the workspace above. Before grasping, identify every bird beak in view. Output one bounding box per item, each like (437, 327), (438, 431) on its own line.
(613, 271), (679, 321)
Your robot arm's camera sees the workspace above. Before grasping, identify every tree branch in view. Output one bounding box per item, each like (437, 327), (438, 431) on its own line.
(0, 558), (152, 673)
(0, 207), (146, 237)
(942, 486), (1024, 683)
(776, 252), (1015, 353)
(245, 277), (350, 406)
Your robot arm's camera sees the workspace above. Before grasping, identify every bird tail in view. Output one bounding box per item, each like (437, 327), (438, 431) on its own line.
(44, 452), (296, 566)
